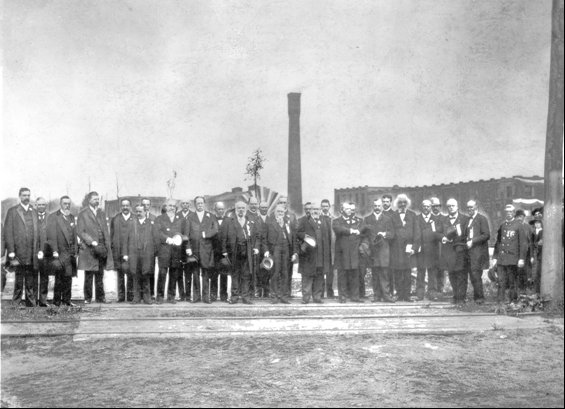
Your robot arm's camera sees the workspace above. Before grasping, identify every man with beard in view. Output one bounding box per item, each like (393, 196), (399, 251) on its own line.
(46, 196), (78, 306)
(255, 201), (270, 298)
(222, 201), (260, 304)
(141, 198), (156, 300)
(440, 199), (470, 304)
(186, 196), (219, 304)
(390, 194), (420, 302)
(155, 199), (185, 304)
(245, 196), (261, 297)
(493, 204), (528, 304)
(465, 200), (490, 304)
(415, 199), (443, 301)
(333, 203), (364, 303)
(123, 204), (157, 304)
(5, 187), (41, 306)
(272, 196), (297, 298)
(430, 197), (446, 294)
(381, 194), (395, 296)
(263, 204), (298, 304)
(176, 199), (192, 301)
(110, 199), (135, 302)
(320, 199), (334, 298)
(363, 198), (395, 303)
(297, 203), (328, 304)
(35, 197), (50, 306)
(77, 191), (113, 304)
(211, 202), (229, 302)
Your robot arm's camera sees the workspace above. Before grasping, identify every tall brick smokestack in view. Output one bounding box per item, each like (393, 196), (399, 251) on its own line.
(287, 92), (303, 215)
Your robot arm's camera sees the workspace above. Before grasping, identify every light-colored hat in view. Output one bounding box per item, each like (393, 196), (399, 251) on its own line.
(504, 204), (516, 212)
(430, 197), (441, 206)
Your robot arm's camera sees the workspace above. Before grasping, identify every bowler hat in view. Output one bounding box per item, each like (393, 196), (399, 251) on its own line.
(487, 266), (498, 282)
(186, 255), (199, 264)
(304, 235), (316, 248)
(92, 243), (108, 259)
(260, 256), (274, 271)
(359, 242), (371, 257)
(444, 225), (458, 241)
(219, 256), (232, 268)
(50, 258), (64, 275)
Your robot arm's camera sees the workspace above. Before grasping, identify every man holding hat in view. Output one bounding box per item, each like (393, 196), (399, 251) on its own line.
(222, 201), (260, 304)
(77, 191), (113, 304)
(415, 199), (443, 301)
(430, 197), (447, 294)
(297, 203), (326, 304)
(46, 196), (78, 307)
(211, 201), (229, 302)
(493, 204), (528, 303)
(465, 200), (490, 304)
(439, 199), (470, 304)
(363, 199), (395, 302)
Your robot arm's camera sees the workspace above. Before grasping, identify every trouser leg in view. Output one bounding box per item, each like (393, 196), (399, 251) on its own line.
(507, 265), (519, 301)
(325, 268), (334, 298)
(469, 268), (485, 301)
(191, 264), (201, 301)
(302, 274), (313, 302)
(156, 267), (168, 301)
(285, 256), (293, 298)
(132, 270), (141, 303)
(348, 268), (361, 301)
(182, 264), (191, 300)
(416, 268), (427, 300)
(219, 272), (228, 301)
(141, 274), (151, 303)
(94, 265), (105, 302)
(53, 271), (63, 305)
(337, 268), (348, 300)
(201, 268), (211, 302)
(312, 269), (324, 301)
(38, 266), (50, 304)
(117, 268), (126, 301)
(167, 267), (178, 300)
(83, 270), (94, 302)
(126, 272), (134, 301)
(210, 269), (219, 301)
(359, 257), (367, 298)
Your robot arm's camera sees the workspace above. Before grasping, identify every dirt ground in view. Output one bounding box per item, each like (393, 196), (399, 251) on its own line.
(1, 326), (563, 408)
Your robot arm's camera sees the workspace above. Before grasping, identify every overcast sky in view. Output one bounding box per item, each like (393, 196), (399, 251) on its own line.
(1, 0), (553, 206)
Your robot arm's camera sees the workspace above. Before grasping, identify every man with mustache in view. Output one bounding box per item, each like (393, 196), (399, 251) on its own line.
(110, 199), (135, 302)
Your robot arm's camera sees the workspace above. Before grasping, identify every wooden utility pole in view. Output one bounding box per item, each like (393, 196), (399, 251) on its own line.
(541, 0), (564, 304)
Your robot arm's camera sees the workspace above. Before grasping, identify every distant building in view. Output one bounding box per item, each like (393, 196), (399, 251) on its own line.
(335, 175), (545, 244)
(104, 195), (166, 218)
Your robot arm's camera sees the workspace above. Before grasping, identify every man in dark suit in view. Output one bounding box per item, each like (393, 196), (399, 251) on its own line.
(263, 204), (298, 304)
(270, 196), (298, 298)
(350, 203), (369, 299)
(246, 196), (261, 297)
(176, 199), (192, 301)
(465, 200), (490, 304)
(186, 196), (219, 304)
(440, 199), (470, 304)
(297, 203), (328, 304)
(382, 194), (396, 296)
(333, 203), (364, 303)
(222, 201), (260, 304)
(255, 201), (270, 298)
(493, 204), (528, 303)
(110, 199), (135, 302)
(363, 199), (395, 303)
(211, 201), (229, 302)
(390, 194), (421, 302)
(77, 191), (113, 304)
(430, 197), (447, 294)
(4, 187), (41, 306)
(35, 197), (50, 306)
(141, 198), (157, 300)
(415, 199), (443, 301)
(46, 196), (78, 306)
(123, 204), (157, 304)
(530, 216), (543, 294)
(320, 199), (334, 298)
(155, 199), (185, 304)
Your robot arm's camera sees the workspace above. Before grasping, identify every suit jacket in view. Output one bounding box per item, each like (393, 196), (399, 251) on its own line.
(332, 216), (364, 270)
(187, 211), (218, 269)
(531, 227), (543, 260)
(77, 207), (113, 271)
(110, 213), (135, 264)
(4, 204), (41, 269)
(390, 209), (421, 270)
(46, 210), (78, 277)
(440, 213), (470, 272)
(37, 212), (49, 255)
(363, 212), (395, 268)
(416, 213), (443, 269)
(297, 215), (331, 275)
(466, 213), (490, 271)
(263, 218), (297, 256)
(124, 218), (157, 275)
(222, 215), (260, 264)
(493, 218), (528, 266)
(155, 213), (186, 269)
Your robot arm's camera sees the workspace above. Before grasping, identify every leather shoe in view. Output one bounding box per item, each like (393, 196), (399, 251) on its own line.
(301, 300), (309, 304)
(38, 302), (49, 307)
(339, 298), (346, 304)
(382, 296), (395, 303)
(203, 299), (211, 304)
(313, 299), (323, 304)
(64, 302), (77, 307)
(352, 299), (364, 303)
(229, 298), (239, 304)
(279, 298), (290, 304)
(242, 298), (253, 305)
(270, 299), (279, 304)
(167, 299), (176, 304)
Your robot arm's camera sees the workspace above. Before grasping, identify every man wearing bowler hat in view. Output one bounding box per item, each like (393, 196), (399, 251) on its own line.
(46, 196), (78, 306)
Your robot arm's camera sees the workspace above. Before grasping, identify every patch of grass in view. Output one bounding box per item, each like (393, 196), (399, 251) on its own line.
(1, 304), (90, 321)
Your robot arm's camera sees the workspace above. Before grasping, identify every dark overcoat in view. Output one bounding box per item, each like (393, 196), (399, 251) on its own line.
(186, 212), (218, 269)
(262, 219), (297, 256)
(124, 218), (157, 276)
(4, 204), (40, 269)
(222, 216), (260, 266)
(332, 216), (364, 270)
(46, 210), (78, 277)
(440, 213), (470, 272)
(110, 213), (135, 264)
(155, 213), (186, 269)
(493, 218), (528, 266)
(416, 213), (443, 269)
(390, 210), (421, 270)
(77, 207), (113, 271)
(297, 215), (330, 276)
(363, 212), (395, 268)
(466, 213), (490, 271)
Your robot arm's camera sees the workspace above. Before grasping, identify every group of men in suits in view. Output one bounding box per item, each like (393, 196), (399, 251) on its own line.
(1, 186), (533, 306)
